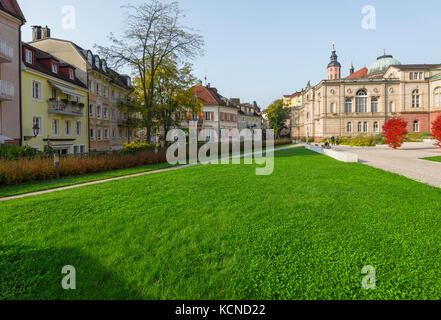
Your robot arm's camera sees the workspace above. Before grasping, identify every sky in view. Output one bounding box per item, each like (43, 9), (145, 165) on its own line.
(18, 0), (441, 109)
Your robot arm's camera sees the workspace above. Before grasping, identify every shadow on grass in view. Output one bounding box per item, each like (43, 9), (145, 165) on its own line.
(0, 245), (142, 300)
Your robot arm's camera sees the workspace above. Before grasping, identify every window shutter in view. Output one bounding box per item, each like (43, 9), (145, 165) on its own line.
(211, 112), (214, 121)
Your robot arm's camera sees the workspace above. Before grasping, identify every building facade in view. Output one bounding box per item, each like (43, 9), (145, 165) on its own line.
(0, 0), (25, 145)
(21, 43), (89, 154)
(235, 100), (262, 132)
(292, 45), (441, 140)
(28, 27), (133, 151)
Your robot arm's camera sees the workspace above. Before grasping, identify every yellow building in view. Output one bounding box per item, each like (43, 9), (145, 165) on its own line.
(21, 43), (89, 154)
(282, 91), (303, 108)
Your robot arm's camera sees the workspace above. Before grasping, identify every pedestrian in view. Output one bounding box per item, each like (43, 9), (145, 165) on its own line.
(331, 136), (335, 146)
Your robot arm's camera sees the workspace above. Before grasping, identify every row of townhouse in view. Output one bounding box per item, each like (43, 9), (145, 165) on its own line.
(189, 84), (263, 141)
(0, 0), (134, 154)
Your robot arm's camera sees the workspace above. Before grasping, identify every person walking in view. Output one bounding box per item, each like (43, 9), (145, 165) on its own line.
(331, 136), (335, 146)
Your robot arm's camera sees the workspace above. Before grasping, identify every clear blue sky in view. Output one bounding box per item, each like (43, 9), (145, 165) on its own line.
(19, 0), (441, 109)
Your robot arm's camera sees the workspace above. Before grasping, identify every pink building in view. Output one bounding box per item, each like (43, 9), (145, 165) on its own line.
(0, 0), (25, 145)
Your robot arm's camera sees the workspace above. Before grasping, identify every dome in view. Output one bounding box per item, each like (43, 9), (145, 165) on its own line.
(367, 54), (401, 77)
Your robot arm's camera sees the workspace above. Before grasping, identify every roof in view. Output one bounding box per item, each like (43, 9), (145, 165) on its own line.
(283, 91), (302, 99)
(346, 67), (368, 79)
(368, 54), (401, 76)
(393, 64), (441, 70)
(22, 43), (87, 89)
(0, 0), (25, 22)
(194, 86), (228, 106)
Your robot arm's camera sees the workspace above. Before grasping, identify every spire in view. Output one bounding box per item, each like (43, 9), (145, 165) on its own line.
(327, 42), (341, 80)
(350, 61), (354, 75)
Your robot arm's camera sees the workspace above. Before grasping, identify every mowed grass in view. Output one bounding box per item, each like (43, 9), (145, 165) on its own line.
(423, 156), (441, 163)
(1, 147), (441, 300)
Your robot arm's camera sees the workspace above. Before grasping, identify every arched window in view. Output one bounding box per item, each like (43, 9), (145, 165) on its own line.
(345, 99), (352, 113)
(347, 122), (352, 133)
(412, 89), (420, 108)
(413, 120), (419, 132)
(358, 121), (362, 132)
(371, 98), (378, 113)
(373, 122), (379, 133)
(434, 87), (441, 107)
(356, 90), (368, 113)
(330, 102), (336, 114)
(363, 122), (368, 132)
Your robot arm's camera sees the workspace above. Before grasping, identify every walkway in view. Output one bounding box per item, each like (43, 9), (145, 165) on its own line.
(334, 142), (441, 188)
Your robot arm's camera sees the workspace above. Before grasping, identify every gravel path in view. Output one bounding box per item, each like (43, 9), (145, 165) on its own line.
(334, 142), (441, 188)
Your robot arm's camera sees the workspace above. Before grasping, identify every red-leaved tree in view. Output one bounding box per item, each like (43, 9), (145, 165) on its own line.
(382, 118), (408, 149)
(432, 115), (441, 148)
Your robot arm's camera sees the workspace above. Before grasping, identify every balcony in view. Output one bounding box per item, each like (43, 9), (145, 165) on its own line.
(0, 80), (14, 101)
(48, 99), (84, 117)
(0, 39), (13, 63)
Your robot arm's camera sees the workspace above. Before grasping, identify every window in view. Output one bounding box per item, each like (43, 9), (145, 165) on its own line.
(97, 128), (102, 140)
(434, 87), (441, 107)
(112, 128), (116, 138)
(363, 121), (368, 133)
(73, 146), (80, 154)
(111, 109), (116, 120)
(32, 116), (42, 136)
(25, 49), (33, 64)
(51, 62), (58, 74)
(97, 106), (102, 119)
(374, 122), (379, 133)
(104, 128), (109, 140)
(413, 120), (419, 132)
(358, 121), (362, 132)
(89, 104), (95, 118)
(80, 145), (86, 154)
(103, 107), (109, 120)
(419, 72), (423, 80)
(88, 80), (94, 93)
(356, 90), (368, 113)
(205, 112), (211, 121)
(347, 122), (352, 133)
(390, 101), (395, 113)
(32, 80), (42, 100)
(345, 99), (352, 113)
(95, 56), (100, 69)
(65, 120), (72, 136)
(412, 89), (420, 108)
(90, 128), (95, 140)
(76, 121), (82, 136)
(52, 119), (60, 136)
(414, 72), (418, 80)
(87, 51), (93, 66)
(410, 73), (413, 80)
(103, 87), (108, 98)
(96, 83), (101, 96)
(69, 69), (75, 80)
(371, 98), (378, 113)
(330, 102), (336, 114)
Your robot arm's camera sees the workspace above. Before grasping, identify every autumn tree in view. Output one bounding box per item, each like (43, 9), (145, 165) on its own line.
(382, 118), (408, 149)
(96, 0), (204, 142)
(432, 115), (441, 148)
(266, 99), (289, 139)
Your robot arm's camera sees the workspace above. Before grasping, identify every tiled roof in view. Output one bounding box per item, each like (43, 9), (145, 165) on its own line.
(346, 67), (368, 79)
(22, 43), (87, 88)
(283, 91), (302, 99)
(0, 0), (25, 22)
(194, 86), (227, 106)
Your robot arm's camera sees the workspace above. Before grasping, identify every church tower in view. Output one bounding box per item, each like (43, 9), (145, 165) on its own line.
(327, 42), (341, 80)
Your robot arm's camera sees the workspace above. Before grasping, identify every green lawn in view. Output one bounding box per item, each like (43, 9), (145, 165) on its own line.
(0, 162), (174, 198)
(1, 147), (441, 300)
(423, 156), (441, 163)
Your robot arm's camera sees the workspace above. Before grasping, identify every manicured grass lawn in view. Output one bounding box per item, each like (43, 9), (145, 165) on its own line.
(1, 147), (441, 300)
(0, 162), (174, 198)
(423, 156), (441, 163)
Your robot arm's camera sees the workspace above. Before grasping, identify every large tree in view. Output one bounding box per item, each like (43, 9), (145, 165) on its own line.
(266, 99), (289, 139)
(96, 0), (204, 142)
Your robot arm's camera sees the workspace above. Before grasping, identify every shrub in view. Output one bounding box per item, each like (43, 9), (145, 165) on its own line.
(383, 118), (408, 149)
(432, 115), (441, 148)
(0, 150), (167, 185)
(338, 135), (382, 147)
(123, 141), (154, 152)
(0, 145), (38, 159)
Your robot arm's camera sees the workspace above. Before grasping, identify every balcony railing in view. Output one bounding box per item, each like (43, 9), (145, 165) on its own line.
(48, 99), (84, 117)
(0, 39), (13, 63)
(0, 80), (14, 101)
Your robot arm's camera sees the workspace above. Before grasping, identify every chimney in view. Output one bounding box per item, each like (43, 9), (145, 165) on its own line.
(32, 26), (42, 41)
(207, 83), (211, 88)
(42, 26), (51, 39)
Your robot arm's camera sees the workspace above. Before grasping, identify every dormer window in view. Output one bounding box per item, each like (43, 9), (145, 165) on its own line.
(69, 69), (75, 80)
(87, 51), (93, 66)
(94, 56), (100, 69)
(51, 62), (58, 74)
(102, 60), (107, 72)
(25, 49), (34, 64)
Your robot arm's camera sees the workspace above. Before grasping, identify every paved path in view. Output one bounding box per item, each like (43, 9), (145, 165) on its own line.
(334, 142), (441, 188)
(0, 144), (303, 202)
